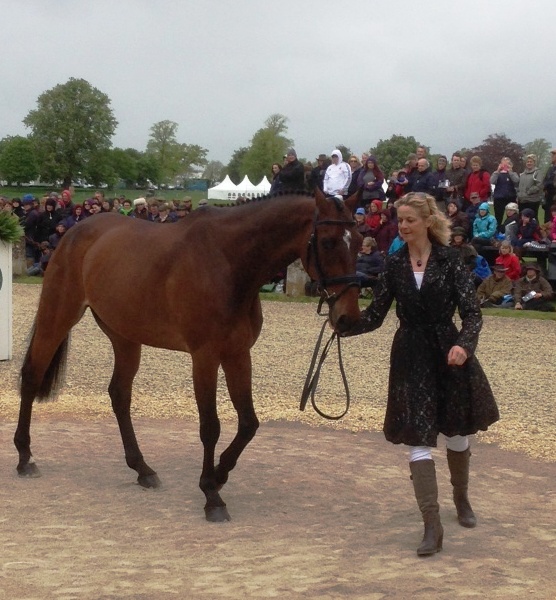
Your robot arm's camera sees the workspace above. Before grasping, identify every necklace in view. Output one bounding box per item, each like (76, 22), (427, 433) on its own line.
(416, 259), (423, 267)
(410, 245), (432, 268)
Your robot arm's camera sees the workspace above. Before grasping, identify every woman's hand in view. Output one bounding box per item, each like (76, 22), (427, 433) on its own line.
(447, 345), (468, 366)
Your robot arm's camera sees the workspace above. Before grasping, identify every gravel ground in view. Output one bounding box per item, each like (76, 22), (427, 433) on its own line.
(1, 284), (555, 463)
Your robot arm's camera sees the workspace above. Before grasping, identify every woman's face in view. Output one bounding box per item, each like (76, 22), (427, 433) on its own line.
(526, 158), (535, 169)
(447, 203), (457, 215)
(500, 245), (510, 254)
(370, 203), (378, 213)
(272, 164), (280, 174)
(367, 160), (375, 169)
(437, 158), (447, 169)
(471, 161), (481, 172)
(397, 205), (430, 244)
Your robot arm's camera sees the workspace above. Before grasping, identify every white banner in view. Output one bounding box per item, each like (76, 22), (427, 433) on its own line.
(0, 243), (13, 360)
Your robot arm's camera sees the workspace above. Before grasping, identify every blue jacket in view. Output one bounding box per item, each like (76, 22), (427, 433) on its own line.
(472, 202), (497, 239)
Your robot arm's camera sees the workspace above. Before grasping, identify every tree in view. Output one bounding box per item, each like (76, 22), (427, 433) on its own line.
(203, 160), (226, 186)
(85, 149), (118, 188)
(111, 148), (140, 187)
(470, 133), (525, 174)
(0, 136), (38, 185)
(146, 121), (208, 183)
(227, 147), (249, 184)
(23, 78), (117, 188)
(146, 120), (182, 181)
(241, 114), (293, 181)
(370, 134), (423, 177)
(524, 138), (552, 173)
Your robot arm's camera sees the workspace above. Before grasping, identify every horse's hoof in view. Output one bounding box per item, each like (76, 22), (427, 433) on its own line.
(17, 462), (41, 478)
(205, 505), (231, 522)
(137, 473), (161, 489)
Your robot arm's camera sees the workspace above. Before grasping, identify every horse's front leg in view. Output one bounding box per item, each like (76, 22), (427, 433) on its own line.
(192, 352), (229, 522)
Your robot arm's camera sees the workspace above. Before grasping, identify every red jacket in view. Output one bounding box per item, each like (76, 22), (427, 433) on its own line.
(465, 170), (491, 201)
(495, 253), (521, 281)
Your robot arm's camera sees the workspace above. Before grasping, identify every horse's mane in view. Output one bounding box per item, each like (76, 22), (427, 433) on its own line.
(211, 190), (344, 213)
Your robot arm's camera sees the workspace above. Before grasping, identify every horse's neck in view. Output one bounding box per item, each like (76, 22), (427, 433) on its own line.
(227, 197), (313, 284)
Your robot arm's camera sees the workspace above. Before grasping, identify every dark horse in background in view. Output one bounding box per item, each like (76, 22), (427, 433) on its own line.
(15, 188), (363, 521)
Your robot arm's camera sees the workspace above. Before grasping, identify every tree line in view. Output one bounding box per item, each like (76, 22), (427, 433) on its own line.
(0, 77), (552, 190)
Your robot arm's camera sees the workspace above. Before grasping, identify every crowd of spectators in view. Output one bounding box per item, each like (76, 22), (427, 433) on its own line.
(295, 145), (556, 310)
(0, 189), (209, 276)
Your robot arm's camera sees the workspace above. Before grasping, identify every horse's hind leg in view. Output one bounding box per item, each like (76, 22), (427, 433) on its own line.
(15, 303), (84, 478)
(97, 319), (160, 488)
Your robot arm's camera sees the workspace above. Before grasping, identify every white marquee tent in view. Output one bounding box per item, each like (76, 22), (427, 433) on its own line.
(208, 175), (271, 202)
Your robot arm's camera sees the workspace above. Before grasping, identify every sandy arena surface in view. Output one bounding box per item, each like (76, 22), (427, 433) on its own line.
(0, 284), (555, 599)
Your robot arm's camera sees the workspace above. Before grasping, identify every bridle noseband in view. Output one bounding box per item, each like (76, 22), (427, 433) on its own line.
(306, 208), (361, 315)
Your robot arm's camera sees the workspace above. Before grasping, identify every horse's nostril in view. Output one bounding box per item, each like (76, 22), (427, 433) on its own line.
(335, 315), (350, 333)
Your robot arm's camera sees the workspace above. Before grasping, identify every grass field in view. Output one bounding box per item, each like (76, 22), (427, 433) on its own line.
(1, 186), (208, 207)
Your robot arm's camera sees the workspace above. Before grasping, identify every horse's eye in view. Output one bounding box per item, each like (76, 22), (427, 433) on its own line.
(321, 238), (336, 251)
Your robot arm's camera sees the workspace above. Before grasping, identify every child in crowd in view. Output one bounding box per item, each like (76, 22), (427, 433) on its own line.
(495, 240), (522, 280)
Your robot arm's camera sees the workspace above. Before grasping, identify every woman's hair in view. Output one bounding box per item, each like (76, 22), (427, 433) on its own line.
(499, 240), (513, 253)
(470, 155), (482, 166)
(394, 192), (451, 246)
(526, 154), (537, 164)
(362, 236), (377, 250)
(272, 162), (282, 171)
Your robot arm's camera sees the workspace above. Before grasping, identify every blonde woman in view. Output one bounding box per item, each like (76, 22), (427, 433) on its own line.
(342, 192), (499, 556)
(495, 240), (521, 280)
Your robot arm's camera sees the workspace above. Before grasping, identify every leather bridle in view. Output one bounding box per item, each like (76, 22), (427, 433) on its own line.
(306, 209), (361, 316)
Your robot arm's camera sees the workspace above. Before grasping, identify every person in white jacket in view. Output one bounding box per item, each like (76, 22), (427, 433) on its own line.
(323, 149), (352, 198)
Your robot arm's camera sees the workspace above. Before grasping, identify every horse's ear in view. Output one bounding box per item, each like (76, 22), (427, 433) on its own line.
(314, 185), (327, 211)
(344, 189), (361, 213)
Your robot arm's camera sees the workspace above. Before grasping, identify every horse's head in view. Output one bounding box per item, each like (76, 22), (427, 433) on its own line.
(304, 188), (363, 333)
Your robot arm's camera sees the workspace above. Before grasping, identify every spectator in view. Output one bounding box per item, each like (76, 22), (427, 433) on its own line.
(323, 149), (351, 198)
(36, 198), (62, 243)
(48, 221), (67, 249)
(412, 159), (437, 196)
(64, 203), (87, 228)
(356, 236), (384, 289)
(514, 208), (543, 250)
(549, 204), (556, 241)
(132, 197), (148, 220)
(404, 153), (419, 192)
(280, 148), (305, 192)
(269, 163), (283, 194)
(354, 208), (371, 237)
(446, 199), (469, 232)
(101, 198), (113, 213)
(495, 240), (522, 281)
(517, 154), (543, 221)
(26, 241), (52, 276)
(416, 145), (427, 160)
(357, 155), (385, 207)
(446, 152), (468, 205)
(374, 210), (397, 254)
(464, 156), (491, 205)
(432, 155), (449, 212)
(476, 264), (513, 308)
(197, 199), (208, 208)
(11, 197), (24, 219)
(542, 148), (556, 223)
(58, 189), (74, 217)
(181, 197), (194, 214)
(347, 155), (363, 196)
(158, 203), (177, 223)
(490, 157), (519, 227)
(388, 234), (405, 254)
(514, 263), (554, 311)
(365, 199), (383, 231)
(497, 202), (520, 241)
(450, 226), (477, 270)
(21, 196), (40, 267)
(88, 201), (102, 215)
(175, 202), (189, 220)
(112, 197), (122, 213)
(465, 192), (483, 235)
(148, 200), (160, 222)
(308, 154), (329, 192)
(119, 199), (134, 216)
(471, 202), (497, 251)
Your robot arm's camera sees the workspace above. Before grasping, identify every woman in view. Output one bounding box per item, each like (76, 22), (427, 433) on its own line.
(497, 202), (519, 241)
(517, 154), (543, 221)
(269, 163), (283, 194)
(446, 199), (469, 232)
(35, 198), (62, 243)
(357, 155), (385, 207)
(464, 156), (491, 205)
(495, 240), (521, 280)
(342, 192), (499, 556)
(490, 157), (519, 227)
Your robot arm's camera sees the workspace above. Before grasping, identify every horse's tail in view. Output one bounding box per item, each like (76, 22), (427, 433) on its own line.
(20, 322), (71, 402)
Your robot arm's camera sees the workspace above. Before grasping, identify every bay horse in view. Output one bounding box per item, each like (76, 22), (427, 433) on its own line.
(14, 188), (363, 521)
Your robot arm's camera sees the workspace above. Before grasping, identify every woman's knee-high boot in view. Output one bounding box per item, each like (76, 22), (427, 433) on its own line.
(447, 448), (477, 528)
(409, 459), (444, 556)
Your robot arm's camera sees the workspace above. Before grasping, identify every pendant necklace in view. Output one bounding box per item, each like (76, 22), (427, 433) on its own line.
(416, 259), (423, 267)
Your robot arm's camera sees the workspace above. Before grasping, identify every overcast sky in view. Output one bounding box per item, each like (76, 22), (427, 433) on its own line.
(3, 0), (556, 167)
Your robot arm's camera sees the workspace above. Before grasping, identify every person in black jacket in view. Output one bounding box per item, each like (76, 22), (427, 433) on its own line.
(413, 159), (437, 196)
(356, 236), (384, 288)
(342, 192), (499, 556)
(280, 148), (305, 192)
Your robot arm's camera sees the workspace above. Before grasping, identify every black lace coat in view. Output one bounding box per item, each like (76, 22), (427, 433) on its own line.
(356, 243), (499, 447)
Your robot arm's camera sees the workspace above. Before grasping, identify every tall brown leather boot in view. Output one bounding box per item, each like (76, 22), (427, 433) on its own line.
(410, 459), (443, 556)
(447, 448), (477, 528)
